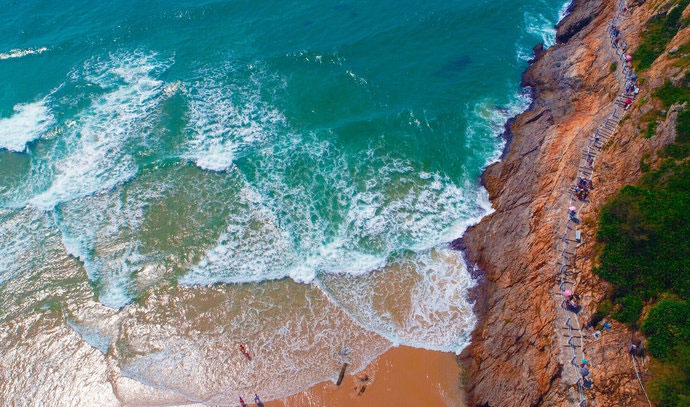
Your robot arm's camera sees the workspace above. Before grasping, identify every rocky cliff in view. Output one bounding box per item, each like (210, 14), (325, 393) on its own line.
(457, 0), (689, 405)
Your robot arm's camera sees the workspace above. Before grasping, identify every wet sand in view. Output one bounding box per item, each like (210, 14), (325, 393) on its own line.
(267, 346), (466, 407)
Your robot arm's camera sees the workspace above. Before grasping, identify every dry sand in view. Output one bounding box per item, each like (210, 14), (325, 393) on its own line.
(266, 345), (466, 407)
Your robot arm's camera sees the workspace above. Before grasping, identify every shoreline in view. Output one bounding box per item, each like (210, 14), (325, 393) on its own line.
(268, 2), (586, 405)
(266, 345), (465, 407)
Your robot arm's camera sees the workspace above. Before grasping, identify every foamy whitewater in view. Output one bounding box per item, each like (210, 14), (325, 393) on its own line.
(0, 0), (570, 404)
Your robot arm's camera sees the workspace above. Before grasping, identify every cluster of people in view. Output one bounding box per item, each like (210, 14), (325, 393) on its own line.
(575, 177), (593, 201)
(625, 80), (639, 97)
(610, 21), (640, 111)
(239, 394), (262, 407)
(562, 290), (581, 313)
(578, 177), (593, 190)
(237, 345), (264, 406)
(562, 6), (644, 396)
(611, 25), (622, 47)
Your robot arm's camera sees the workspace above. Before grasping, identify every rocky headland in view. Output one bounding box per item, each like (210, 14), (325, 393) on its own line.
(457, 0), (690, 405)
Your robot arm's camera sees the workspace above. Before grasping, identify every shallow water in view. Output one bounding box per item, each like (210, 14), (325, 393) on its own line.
(0, 0), (569, 404)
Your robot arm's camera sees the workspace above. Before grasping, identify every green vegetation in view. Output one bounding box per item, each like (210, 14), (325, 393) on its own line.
(610, 62), (618, 72)
(640, 153), (652, 173)
(654, 79), (690, 161)
(643, 298), (690, 358)
(595, 182), (690, 305)
(647, 342), (690, 407)
(632, 0), (690, 71)
(639, 109), (663, 139)
(596, 157), (690, 406)
(643, 298), (690, 406)
(671, 40), (690, 67)
(654, 80), (690, 108)
(595, 51), (690, 404)
(645, 120), (659, 138)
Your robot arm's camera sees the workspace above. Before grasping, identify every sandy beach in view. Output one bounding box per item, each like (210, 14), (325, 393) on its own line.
(268, 346), (465, 407)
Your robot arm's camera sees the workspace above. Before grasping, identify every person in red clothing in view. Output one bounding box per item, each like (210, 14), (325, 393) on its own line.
(239, 344), (251, 360)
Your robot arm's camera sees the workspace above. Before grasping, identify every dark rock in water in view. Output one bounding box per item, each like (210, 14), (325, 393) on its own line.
(556, 0), (604, 44)
(531, 43), (545, 63)
(449, 237), (465, 251)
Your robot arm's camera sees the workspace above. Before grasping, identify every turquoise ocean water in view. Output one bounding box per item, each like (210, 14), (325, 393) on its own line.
(0, 0), (569, 403)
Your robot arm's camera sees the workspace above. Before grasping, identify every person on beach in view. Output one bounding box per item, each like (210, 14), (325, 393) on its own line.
(239, 396), (248, 407)
(240, 344), (251, 360)
(254, 394), (261, 404)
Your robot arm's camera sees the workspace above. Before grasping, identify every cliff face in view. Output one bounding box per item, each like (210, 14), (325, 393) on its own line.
(458, 0), (685, 405)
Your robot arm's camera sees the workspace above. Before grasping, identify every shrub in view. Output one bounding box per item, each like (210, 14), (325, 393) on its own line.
(613, 295), (643, 325)
(644, 120), (658, 138)
(642, 299), (690, 358)
(596, 175), (690, 311)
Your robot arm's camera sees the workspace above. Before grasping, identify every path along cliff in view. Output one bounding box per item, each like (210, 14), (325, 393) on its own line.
(457, 0), (690, 405)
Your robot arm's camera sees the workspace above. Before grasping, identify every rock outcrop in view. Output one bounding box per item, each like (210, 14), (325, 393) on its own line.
(457, 0), (687, 405)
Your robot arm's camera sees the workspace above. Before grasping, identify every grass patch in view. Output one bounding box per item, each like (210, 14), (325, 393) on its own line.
(647, 342), (690, 406)
(613, 295), (644, 325)
(644, 120), (659, 138)
(654, 80), (690, 108)
(643, 298), (690, 358)
(632, 0), (690, 71)
(672, 40), (690, 67)
(610, 62), (618, 72)
(595, 182), (690, 304)
(653, 79), (690, 160)
(640, 153), (651, 172)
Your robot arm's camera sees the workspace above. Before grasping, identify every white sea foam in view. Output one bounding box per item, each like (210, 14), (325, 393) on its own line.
(179, 185), (296, 285)
(516, 46), (534, 62)
(184, 126), (490, 299)
(0, 100), (54, 152)
(519, 0), (573, 61)
(318, 247), (477, 354)
(29, 51), (172, 210)
(58, 185), (151, 309)
(183, 65), (285, 171)
(0, 46), (48, 61)
(464, 86), (532, 174)
(525, 11), (558, 48)
(66, 320), (112, 354)
(558, 0), (573, 22)
(0, 209), (43, 285)
(116, 281), (392, 403)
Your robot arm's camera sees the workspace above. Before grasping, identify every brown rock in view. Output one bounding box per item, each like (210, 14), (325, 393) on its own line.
(457, 0), (676, 405)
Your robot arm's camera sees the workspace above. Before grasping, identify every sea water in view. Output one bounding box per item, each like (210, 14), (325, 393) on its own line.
(0, 0), (569, 404)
